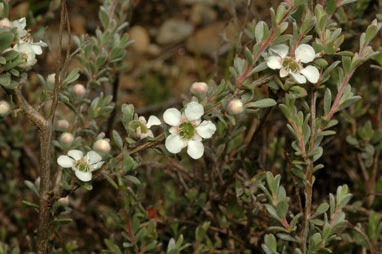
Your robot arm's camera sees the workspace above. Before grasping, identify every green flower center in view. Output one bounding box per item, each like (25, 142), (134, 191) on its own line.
(179, 122), (195, 140)
(75, 160), (90, 172)
(130, 121), (148, 134)
(282, 58), (300, 73)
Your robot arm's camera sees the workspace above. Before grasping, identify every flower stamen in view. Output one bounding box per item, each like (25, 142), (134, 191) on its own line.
(178, 122), (195, 140)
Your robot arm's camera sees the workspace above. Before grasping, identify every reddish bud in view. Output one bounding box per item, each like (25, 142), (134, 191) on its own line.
(60, 132), (74, 144)
(0, 100), (10, 115)
(227, 99), (244, 114)
(94, 139), (111, 152)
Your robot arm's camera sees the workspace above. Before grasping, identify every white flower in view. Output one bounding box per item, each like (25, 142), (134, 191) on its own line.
(134, 115), (161, 139)
(163, 101), (216, 159)
(57, 150), (104, 182)
(266, 44), (319, 84)
(12, 17), (27, 39)
(13, 40), (47, 68)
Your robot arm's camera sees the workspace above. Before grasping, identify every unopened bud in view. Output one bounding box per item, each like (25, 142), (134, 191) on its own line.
(72, 84), (86, 97)
(227, 99), (244, 114)
(58, 196), (69, 205)
(0, 100), (10, 115)
(60, 132), (74, 144)
(94, 139), (111, 152)
(57, 119), (69, 130)
(191, 82), (208, 95)
(0, 18), (11, 27)
(47, 73), (55, 84)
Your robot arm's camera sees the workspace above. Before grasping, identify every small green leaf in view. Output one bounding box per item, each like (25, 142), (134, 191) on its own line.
(22, 200), (39, 209)
(53, 218), (73, 225)
(126, 175), (141, 185)
(103, 174), (119, 190)
(110, 47), (124, 60)
(24, 180), (40, 197)
(324, 88), (332, 115)
(0, 31), (14, 52)
(246, 98), (276, 108)
(316, 202), (329, 215)
(112, 130), (123, 149)
(255, 21), (265, 43)
(99, 8), (109, 28)
(0, 73), (11, 87)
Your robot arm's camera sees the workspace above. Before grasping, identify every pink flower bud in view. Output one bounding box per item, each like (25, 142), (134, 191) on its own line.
(72, 84), (86, 97)
(190, 82), (208, 95)
(58, 196), (69, 205)
(227, 99), (244, 114)
(60, 132), (74, 144)
(0, 18), (11, 27)
(94, 139), (111, 152)
(0, 100), (10, 115)
(57, 119), (69, 130)
(47, 73), (55, 84)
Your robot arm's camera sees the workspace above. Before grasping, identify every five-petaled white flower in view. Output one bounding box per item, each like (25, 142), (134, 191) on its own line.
(133, 115), (161, 139)
(266, 44), (319, 84)
(14, 40), (47, 68)
(1, 17), (48, 68)
(57, 150), (104, 182)
(163, 101), (216, 159)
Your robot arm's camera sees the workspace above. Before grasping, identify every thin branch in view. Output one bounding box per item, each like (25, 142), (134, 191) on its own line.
(301, 90), (318, 254)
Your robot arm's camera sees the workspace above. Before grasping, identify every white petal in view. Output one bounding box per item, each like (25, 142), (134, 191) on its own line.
(68, 150), (83, 161)
(57, 155), (74, 168)
(86, 151), (102, 164)
(30, 45), (42, 55)
(74, 170), (92, 182)
(91, 161), (104, 171)
(185, 101), (204, 121)
(138, 116), (147, 124)
(169, 126), (178, 135)
(300, 65), (320, 83)
(279, 68), (288, 78)
(269, 44), (289, 58)
(17, 17), (26, 29)
(146, 130), (154, 138)
(146, 115), (161, 128)
(35, 40), (48, 47)
(165, 134), (184, 154)
(196, 120), (216, 139)
(267, 56), (282, 70)
(163, 108), (181, 126)
(295, 44), (315, 63)
(187, 140), (204, 159)
(290, 72), (307, 84)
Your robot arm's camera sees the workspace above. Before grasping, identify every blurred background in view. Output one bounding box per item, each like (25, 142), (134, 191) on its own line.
(0, 0), (381, 253)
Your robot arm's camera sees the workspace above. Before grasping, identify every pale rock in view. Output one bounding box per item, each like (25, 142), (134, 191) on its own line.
(190, 4), (217, 26)
(156, 19), (194, 45)
(147, 44), (161, 56)
(186, 22), (224, 56)
(129, 26), (150, 53)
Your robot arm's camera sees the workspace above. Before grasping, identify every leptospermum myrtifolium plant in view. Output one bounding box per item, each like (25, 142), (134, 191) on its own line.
(0, 0), (382, 253)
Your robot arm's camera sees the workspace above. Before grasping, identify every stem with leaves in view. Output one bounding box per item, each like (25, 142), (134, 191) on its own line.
(301, 91), (318, 253)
